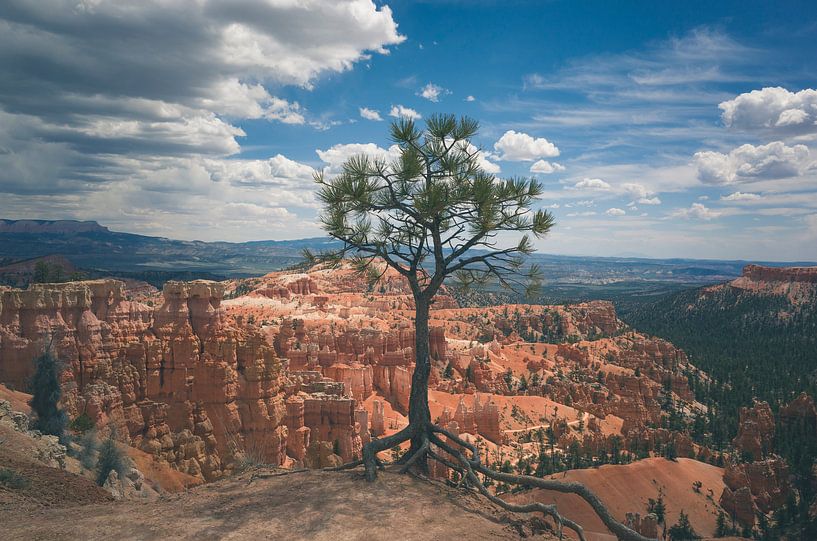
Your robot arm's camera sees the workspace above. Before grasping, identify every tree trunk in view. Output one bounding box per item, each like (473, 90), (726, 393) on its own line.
(406, 297), (431, 459)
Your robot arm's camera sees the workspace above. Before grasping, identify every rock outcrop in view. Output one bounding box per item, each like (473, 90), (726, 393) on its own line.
(732, 401), (775, 461)
(741, 264), (817, 284)
(720, 458), (790, 528)
(0, 279), (361, 480)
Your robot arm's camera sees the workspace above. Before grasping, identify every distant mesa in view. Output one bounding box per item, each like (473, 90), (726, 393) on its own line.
(0, 219), (109, 234)
(742, 264), (817, 283)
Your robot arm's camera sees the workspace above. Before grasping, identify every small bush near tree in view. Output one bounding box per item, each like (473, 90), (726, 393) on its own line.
(95, 434), (126, 486)
(70, 412), (95, 434)
(79, 430), (100, 471)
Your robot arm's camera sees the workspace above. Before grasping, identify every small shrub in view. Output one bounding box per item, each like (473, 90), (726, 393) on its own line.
(0, 468), (29, 489)
(70, 413), (95, 434)
(79, 430), (100, 471)
(95, 435), (126, 486)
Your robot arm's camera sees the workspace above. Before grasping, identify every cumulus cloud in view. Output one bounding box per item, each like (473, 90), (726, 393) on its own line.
(389, 105), (422, 120)
(359, 107), (383, 121)
(207, 155), (316, 189)
(417, 83), (450, 102)
(0, 0), (404, 237)
(670, 203), (721, 220)
(605, 208), (626, 216)
(465, 95), (476, 102)
(464, 143), (501, 174)
(570, 178), (612, 191)
(316, 143), (401, 174)
(494, 130), (560, 161)
(722, 191), (761, 201)
(694, 141), (812, 184)
(530, 160), (565, 174)
(621, 182), (662, 205)
(719, 87), (817, 134)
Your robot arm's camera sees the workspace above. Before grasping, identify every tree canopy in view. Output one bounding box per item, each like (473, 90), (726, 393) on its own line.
(309, 113), (554, 299)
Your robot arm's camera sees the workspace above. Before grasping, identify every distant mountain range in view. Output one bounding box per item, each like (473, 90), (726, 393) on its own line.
(1, 219), (814, 291)
(0, 219), (339, 281)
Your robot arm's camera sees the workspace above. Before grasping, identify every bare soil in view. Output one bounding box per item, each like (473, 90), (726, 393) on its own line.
(0, 469), (559, 540)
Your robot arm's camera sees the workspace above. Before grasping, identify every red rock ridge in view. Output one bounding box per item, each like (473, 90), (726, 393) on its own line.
(741, 264), (817, 283)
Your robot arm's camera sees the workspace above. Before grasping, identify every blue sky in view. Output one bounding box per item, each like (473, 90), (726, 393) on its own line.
(1, 1), (816, 261)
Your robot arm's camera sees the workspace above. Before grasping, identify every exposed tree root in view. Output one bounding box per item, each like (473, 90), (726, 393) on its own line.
(350, 423), (655, 541)
(249, 420), (652, 540)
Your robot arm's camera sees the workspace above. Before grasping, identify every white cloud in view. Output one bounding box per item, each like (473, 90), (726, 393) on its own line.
(316, 142), (401, 174)
(207, 154), (315, 189)
(465, 143), (501, 174)
(389, 105), (422, 120)
(621, 182), (649, 199)
(694, 141), (812, 184)
(621, 182), (662, 205)
(606, 208), (626, 216)
(359, 107), (383, 121)
(670, 203), (722, 220)
(722, 191), (761, 201)
(571, 178), (612, 191)
(417, 82), (450, 102)
(264, 97), (306, 124)
(530, 160), (565, 174)
(638, 197), (662, 205)
(566, 211), (597, 217)
(494, 130), (560, 161)
(0, 0), (405, 235)
(719, 87), (817, 134)
(465, 95), (476, 102)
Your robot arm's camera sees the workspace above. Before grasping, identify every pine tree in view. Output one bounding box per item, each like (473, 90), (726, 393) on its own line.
(715, 511), (728, 537)
(668, 511), (701, 540)
(310, 114), (648, 540)
(33, 261), (50, 283)
(95, 434), (126, 486)
(28, 348), (67, 441)
(647, 493), (666, 525)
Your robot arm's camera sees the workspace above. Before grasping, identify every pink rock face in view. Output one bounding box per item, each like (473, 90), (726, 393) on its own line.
(721, 457), (791, 528)
(324, 362), (373, 400)
(438, 394), (503, 444)
(0, 279), (365, 481)
(302, 395), (361, 462)
(371, 399), (385, 437)
(742, 264), (817, 283)
(0, 280), (153, 391)
(625, 512), (658, 539)
(733, 401), (775, 461)
(779, 392), (817, 423)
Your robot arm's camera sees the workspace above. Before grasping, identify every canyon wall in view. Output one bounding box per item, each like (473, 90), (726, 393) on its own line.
(0, 280), (363, 480)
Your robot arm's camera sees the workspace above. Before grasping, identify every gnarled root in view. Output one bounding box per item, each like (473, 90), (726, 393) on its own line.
(427, 425), (656, 541)
(341, 422), (654, 541)
(360, 423), (416, 480)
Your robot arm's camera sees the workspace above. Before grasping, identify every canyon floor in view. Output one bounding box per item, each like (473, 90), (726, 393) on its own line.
(0, 469), (561, 541)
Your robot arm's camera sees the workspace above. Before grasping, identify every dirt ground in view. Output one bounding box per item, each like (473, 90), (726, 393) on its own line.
(0, 469), (559, 541)
(508, 457), (726, 540)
